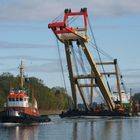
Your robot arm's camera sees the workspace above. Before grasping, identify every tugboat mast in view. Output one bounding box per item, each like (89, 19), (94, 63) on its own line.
(20, 61), (24, 89)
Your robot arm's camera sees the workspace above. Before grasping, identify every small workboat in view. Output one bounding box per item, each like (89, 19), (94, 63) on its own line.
(0, 61), (51, 123)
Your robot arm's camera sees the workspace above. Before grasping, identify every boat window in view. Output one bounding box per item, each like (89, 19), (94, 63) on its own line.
(12, 98), (15, 101)
(16, 98), (19, 101)
(9, 98), (12, 101)
(20, 98), (23, 101)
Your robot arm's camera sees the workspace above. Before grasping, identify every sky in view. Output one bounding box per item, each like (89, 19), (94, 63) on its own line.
(0, 0), (140, 95)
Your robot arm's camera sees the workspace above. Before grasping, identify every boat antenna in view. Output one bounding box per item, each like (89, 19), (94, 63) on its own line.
(20, 60), (24, 89)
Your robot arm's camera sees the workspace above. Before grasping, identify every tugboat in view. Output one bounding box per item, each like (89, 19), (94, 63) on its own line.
(0, 61), (51, 123)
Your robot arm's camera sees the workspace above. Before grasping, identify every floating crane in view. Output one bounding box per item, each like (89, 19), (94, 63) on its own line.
(48, 8), (138, 117)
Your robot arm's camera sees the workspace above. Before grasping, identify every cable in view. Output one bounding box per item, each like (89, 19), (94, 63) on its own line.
(52, 12), (64, 22)
(88, 17), (112, 93)
(56, 38), (70, 108)
(95, 88), (105, 103)
(117, 65), (129, 100)
(71, 43), (79, 75)
(72, 43), (91, 103)
(68, 16), (80, 25)
(89, 41), (114, 60)
(77, 44), (90, 103)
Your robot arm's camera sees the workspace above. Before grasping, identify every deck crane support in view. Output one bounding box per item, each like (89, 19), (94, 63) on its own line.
(48, 8), (116, 111)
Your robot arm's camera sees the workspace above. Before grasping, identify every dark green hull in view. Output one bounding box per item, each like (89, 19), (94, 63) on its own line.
(60, 110), (130, 118)
(0, 111), (51, 123)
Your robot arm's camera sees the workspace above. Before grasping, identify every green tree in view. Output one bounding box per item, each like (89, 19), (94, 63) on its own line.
(0, 72), (72, 111)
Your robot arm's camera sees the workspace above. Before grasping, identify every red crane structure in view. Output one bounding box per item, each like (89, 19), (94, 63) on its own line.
(48, 8), (138, 117)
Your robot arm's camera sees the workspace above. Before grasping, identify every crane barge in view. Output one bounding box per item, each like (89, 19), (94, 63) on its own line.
(48, 8), (139, 117)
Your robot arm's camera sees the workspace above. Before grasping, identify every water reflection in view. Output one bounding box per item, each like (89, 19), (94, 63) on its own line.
(90, 122), (95, 140)
(0, 117), (140, 140)
(72, 123), (78, 140)
(70, 118), (140, 140)
(72, 120), (96, 140)
(71, 120), (97, 140)
(1, 124), (39, 140)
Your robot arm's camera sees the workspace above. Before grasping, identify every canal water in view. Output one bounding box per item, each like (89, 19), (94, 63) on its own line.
(0, 115), (140, 140)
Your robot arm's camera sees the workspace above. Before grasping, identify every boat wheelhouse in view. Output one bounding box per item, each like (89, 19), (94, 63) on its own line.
(4, 89), (39, 117)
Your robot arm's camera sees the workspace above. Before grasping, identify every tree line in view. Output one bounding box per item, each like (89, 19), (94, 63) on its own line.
(0, 72), (72, 111)
(133, 93), (140, 103)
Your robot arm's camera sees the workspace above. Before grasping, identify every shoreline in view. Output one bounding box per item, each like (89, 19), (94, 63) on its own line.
(0, 108), (63, 115)
(39, 110), (63, 115)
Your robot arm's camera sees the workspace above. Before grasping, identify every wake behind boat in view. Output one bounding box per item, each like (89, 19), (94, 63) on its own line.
(0, 61), (51, 123)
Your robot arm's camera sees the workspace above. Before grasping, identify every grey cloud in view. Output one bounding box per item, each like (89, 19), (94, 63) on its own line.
(123, 74), (140, 79)
(0, 0), (140, 21)
(25, 57), (67, 73)
(0, 54), (65, 64)
(26, 63), (65, 73)
(0, 24), (49, 32)
(0, 55), (48, 61)
(91, 0), (140, 16)
(0, 0), (65, 21)
(0, 54), (66, 73)
(1, 61), (67, 73)
(0, 41), (55, 49)
(122, 68), (140, 72)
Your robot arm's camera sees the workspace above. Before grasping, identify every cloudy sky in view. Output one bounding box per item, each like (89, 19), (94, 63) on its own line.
(0, 0), (140, 20)
(0, 0), (140, 94)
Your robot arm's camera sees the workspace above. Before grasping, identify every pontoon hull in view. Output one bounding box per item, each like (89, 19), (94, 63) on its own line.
(59, 110), (130, 118)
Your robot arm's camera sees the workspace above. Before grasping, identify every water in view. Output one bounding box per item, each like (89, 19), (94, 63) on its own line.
(0, 115), (140, 140)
